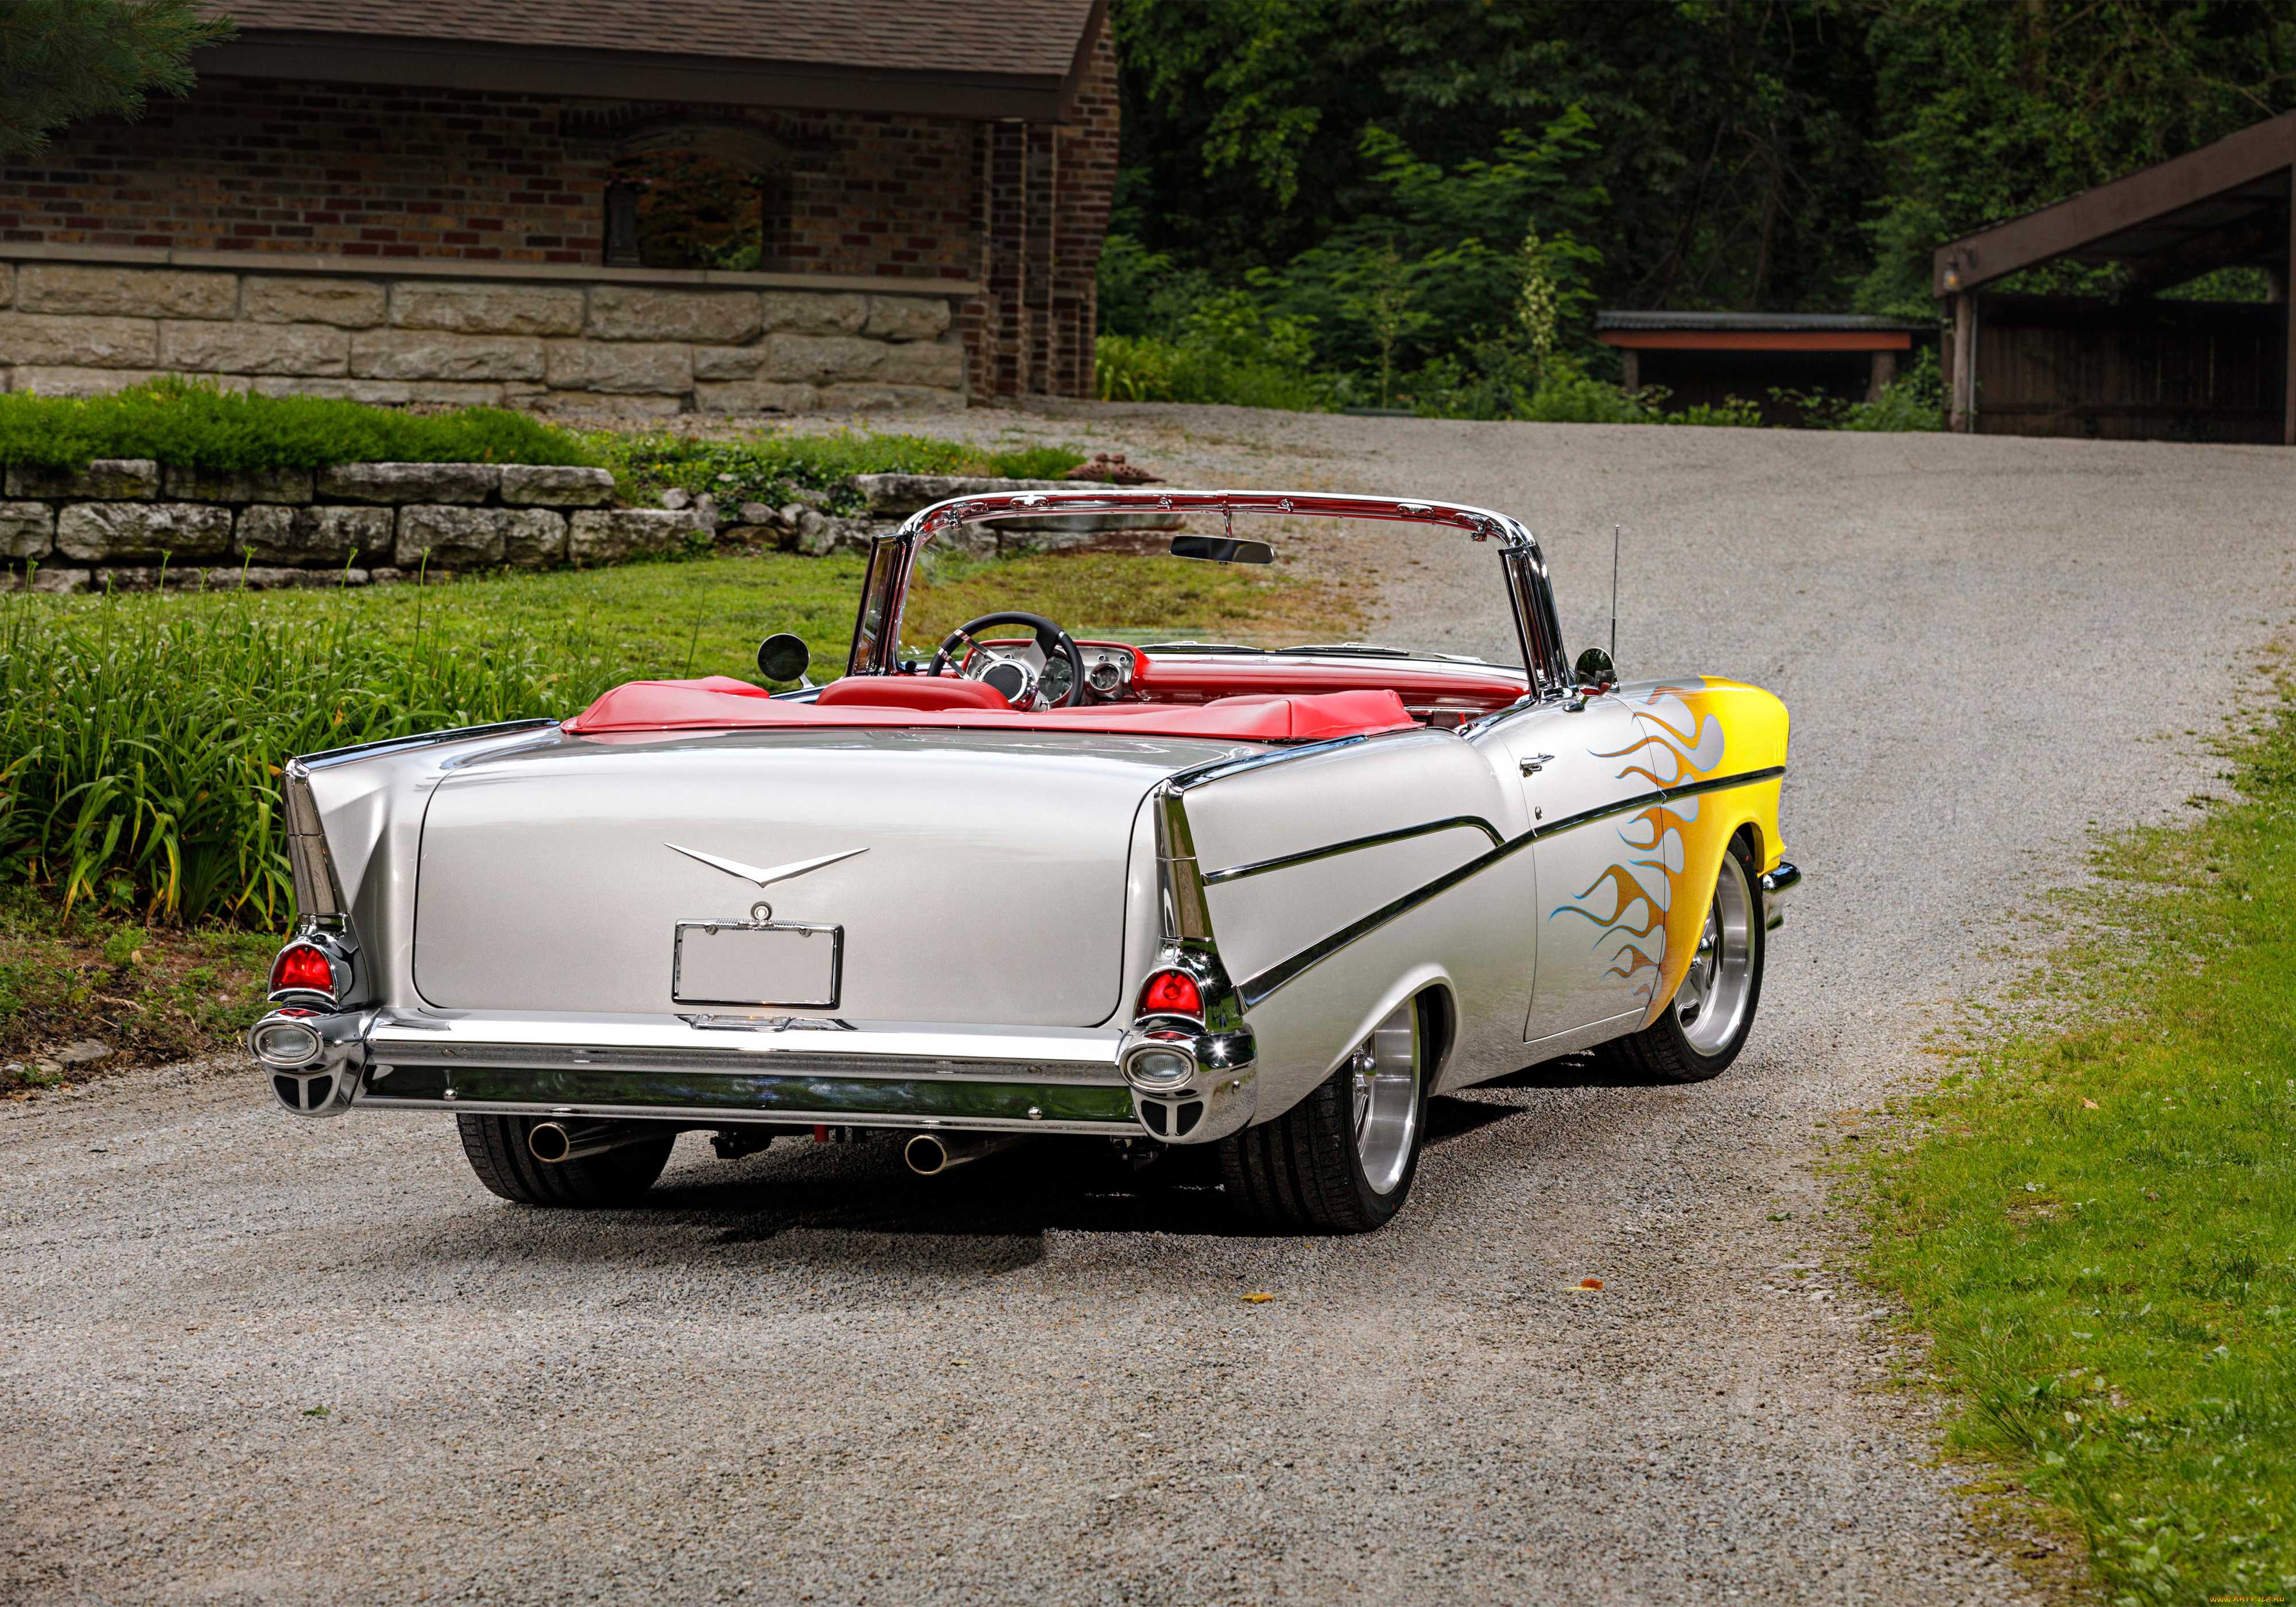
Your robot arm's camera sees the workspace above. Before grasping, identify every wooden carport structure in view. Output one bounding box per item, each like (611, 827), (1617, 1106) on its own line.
(1934, 110), (2295, 444)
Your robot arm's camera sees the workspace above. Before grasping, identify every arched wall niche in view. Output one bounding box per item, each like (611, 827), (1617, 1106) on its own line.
(571, 111), (812, 271)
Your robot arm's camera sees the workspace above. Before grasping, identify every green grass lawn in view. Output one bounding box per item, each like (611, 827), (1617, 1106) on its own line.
(1863, 678), (2296, 1605)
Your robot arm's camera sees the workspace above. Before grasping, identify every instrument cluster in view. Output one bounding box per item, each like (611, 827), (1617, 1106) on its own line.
(972, 642), (1138, 705)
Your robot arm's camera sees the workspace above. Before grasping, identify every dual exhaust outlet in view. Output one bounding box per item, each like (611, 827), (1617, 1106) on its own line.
(523, 1119), (1025, 1176)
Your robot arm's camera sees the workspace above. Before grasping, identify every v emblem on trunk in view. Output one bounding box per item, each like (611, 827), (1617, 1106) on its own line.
(664, 844), (867, 888)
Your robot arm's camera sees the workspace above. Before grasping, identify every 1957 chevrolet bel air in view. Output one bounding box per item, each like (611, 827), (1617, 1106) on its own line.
(249, 490), (1795, 1233)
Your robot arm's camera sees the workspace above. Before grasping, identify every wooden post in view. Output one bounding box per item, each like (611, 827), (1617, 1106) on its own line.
(1951, 293), (1977, 432)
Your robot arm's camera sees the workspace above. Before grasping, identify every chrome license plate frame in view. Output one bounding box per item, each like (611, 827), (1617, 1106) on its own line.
(671, 920), (843, 1009)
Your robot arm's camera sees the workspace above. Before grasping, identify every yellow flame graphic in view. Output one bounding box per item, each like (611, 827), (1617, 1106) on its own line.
(1552, 685), (1726, 1012)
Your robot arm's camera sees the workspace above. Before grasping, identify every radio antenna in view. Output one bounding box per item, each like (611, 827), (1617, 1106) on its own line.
(1609, 523), (1620, 665)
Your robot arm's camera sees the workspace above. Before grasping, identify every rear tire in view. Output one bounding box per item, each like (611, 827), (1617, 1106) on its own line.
(457, 1115), (675, 1207)
(1219, 993), (1429, 1234)
(1594, 832), (1766, 1084)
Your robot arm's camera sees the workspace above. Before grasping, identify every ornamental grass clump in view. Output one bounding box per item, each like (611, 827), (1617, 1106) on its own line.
(0, 580), (617, 927)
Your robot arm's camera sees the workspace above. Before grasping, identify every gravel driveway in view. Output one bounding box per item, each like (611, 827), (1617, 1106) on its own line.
(6, 416), (2293, 1606)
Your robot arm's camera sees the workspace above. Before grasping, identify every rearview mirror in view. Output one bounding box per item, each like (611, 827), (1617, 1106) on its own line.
(1169, 534), (1274, 565)
(756, 632), (812, 684)
(1573, 646), (1615, 688)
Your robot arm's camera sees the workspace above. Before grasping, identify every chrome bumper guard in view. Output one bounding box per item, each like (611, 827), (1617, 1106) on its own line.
(248, 1007), (373, 1117)
(261, 1011), (1190, 1138)
(1759, 861), (1801, 931)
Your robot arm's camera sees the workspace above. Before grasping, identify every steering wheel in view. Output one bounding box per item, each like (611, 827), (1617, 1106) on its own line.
(926, 611), (1087, 708)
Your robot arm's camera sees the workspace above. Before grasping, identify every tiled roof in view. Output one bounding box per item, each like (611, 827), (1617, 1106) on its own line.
(212, 0), (1101, 76)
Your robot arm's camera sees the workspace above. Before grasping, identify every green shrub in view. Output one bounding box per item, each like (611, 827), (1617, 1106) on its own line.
(0, 376), (595, 470)
(1660, 395), (1766, 428)
(594, 430), (1087, 515)
(1517, 366), (1650, 424)
(1093, 293), (1330, 410)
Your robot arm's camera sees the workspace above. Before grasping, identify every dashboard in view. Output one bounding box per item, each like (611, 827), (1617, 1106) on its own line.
(959, 639), (1530, 723)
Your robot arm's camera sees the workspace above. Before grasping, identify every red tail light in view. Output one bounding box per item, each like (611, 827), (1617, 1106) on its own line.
(270, 942), (335, 996)
(1138, 969), (1203, 1017)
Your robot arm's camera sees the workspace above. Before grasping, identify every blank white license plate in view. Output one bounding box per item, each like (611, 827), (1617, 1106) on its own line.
(672, 921), (843, 1008)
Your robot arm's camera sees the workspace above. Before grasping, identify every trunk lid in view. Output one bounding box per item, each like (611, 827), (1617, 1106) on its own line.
(412, 727), (1243, 1026)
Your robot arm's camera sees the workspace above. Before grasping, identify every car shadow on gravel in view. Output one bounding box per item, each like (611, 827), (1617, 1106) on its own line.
(650, 1136), (1263, 1243)
(1479, 1050), (1685, 1089)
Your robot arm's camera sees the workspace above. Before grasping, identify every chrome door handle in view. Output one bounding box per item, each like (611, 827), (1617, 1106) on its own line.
(1519, 754), (1553, 776)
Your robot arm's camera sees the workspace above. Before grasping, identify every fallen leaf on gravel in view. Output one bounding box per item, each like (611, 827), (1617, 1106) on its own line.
(1240, 1292), (1274, 1303)
(1577, 1278), (1604, 1291)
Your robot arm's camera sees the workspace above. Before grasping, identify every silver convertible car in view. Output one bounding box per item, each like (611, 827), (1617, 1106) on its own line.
(250, 490), (1795, 1234)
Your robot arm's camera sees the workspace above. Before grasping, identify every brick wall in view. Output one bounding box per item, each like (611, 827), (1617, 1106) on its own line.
(0, 48), (1116, 403)
(964, 28), (1115, 403)
(0, 79), (975, 283)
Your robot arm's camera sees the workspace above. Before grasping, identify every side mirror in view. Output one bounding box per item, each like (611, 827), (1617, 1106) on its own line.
(1169, 534), (1274, 565)
(757, 632), (812, 685)
(1573, 646), (1615, 689)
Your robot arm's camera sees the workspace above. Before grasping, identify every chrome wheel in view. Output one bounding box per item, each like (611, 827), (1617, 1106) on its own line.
(1348, 1001), (1420, 1195)
(1675, 849), (1756, 1057)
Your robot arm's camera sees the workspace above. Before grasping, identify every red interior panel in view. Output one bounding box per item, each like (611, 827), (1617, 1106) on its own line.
(565, 679), (1418, 742)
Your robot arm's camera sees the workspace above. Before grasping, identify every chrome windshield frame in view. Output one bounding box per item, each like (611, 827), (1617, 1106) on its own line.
(843, 488), (1573, 694)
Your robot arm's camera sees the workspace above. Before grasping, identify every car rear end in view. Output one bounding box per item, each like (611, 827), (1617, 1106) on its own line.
(246, 720), (1267, 1165)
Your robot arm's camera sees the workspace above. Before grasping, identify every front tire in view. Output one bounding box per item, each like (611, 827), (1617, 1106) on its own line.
(1595, 832), (1766, 1084)
(1219, 994), (1428, 1234)
(457, 1115), (675, 1207)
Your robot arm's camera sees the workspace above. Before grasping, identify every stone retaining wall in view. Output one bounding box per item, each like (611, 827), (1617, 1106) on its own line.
(0, 458), (711, 593)
(0, 256), (967, 414)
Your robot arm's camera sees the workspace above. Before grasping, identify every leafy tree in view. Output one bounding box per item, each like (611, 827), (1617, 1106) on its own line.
(1270, 112), (1605, 382)
(0, 0), (234, 159)
(1111, 0), (1879, 321)
(1855, 0), (2296, 312)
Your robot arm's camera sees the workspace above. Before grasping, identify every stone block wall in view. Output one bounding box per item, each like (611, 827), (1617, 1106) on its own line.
(0, 458), (713, 593)
(0, 255), (967, 413)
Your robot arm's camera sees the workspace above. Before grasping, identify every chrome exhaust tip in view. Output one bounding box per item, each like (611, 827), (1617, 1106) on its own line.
(528, 1119), (665, 1165)
(903, 1131), (1026, 1177)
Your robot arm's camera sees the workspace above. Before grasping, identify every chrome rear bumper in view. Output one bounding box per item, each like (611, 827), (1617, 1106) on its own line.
(252, 1010), (1257, 1142)
(1759, 861), (1801, 931)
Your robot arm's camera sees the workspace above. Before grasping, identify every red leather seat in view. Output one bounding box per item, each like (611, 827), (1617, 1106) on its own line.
(813, 676), (1013, 712)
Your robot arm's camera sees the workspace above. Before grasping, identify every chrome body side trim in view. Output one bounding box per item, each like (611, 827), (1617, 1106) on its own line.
(1202, 814), (1506, 886)
(1521, 1008), (1649, 1063)
(1530, 766), (1786, 842)
(293, 718), (561, 773)
(280, 759), (347, 922)
(1232, 764), (1788, 1009)
(1759, 860), (1802, 931)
